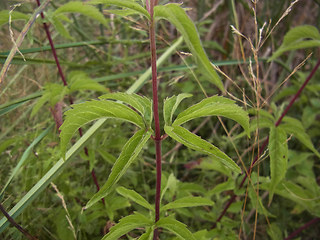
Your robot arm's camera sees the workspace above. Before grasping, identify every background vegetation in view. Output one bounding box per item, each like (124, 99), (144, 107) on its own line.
(1, 0), (320, 239)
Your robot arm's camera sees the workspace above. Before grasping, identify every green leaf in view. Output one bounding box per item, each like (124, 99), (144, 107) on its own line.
(68, 71), (108, 93)
(101, 212), (152, 240)
(116, 186), (153, 211)
(268, 126), (288, 204)
(160, 173), (177, 202)
(59, 100), (146, 157)
(31, 84), (68, 117)
(164, 125), (241, 173)
(53, 1), (108, 27)
(106, 9), (141, 17)
(163, 93), (192, 126)
(199, 157), (232, 177)
(99, 92), (152, 127)
(156, 216), (196, 240)
(154, 4), (224, 92)
(138, 227), (154, 240)
(0, 34), (182, 233)
(280, 117), (320, 158)
(86, 129), (152, 208)
(88, 0), (150, 19)
(0, 125), (54, 199)
(207, 179), (235, 196)
(248, 186), (275, 218)
(269, 25), (320, 61)
(234, 116), (274, 140)
(173, 95), (250, 136)
(51, 16), (74, 40)
(161, 196), (214, 211)
(0, 10), (29, 26)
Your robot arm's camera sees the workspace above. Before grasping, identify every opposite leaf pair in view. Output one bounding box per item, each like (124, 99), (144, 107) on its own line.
(59, 93), (250, 208)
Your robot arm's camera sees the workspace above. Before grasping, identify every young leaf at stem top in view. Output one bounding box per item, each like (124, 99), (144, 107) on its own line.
(163, 93), (192, 126)
(154, 3), (224, 92)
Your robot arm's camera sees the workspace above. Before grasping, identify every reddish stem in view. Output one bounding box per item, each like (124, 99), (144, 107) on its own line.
(213, 57), (320, 227)
(284, 218), (320, 240)
(35, 0), (103, 204)
(148, 1), (161, 239)
(0, 202), (38, 240)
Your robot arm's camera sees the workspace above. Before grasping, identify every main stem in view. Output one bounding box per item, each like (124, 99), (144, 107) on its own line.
(149, 1), (162, 239)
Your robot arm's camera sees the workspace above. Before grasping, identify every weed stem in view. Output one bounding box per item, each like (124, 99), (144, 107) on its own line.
(148, 1), (162, 239)
(213, 57), (320, 227)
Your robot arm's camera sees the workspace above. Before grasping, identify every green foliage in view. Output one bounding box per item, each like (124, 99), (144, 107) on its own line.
(101, 212), (152, 240)
(1, 1), (320, 239)
(172, 96), (250, 133)
(165, 125), (242, 173)
(88, 0), (151, 19)
(269, 25), (320, 60)
(86, 129), (152, 208)
(100, 92), (153, 128)
(268, 126), (288, 204)
(154, 3), (224, 92)
(0, 10), (29, 26)
(163, 93), (192, 126)
(160, 196), (214, 211)
(59, 98), (147, 157)
(53, 1), (108, 27)
(156, 216), (196, 240)
(116, 186), (153, 211)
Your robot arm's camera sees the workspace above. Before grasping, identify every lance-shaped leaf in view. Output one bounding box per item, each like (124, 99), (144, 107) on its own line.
(101, 212), (152, 240)
(59, 100), (145, 157)
(164, 125), (241, 173)
(116, 186), (153, 211)
(160, 196), (214, 212)
(100, 92), (152, 127)
(156, 216), (196, 240)
(137, 227), (154, 240)
(163, 93), (192, 126)
(0, 10), (29, 26)
(88, 0), (150, 19)
(280, 117), (320, 158)
(86, 129), (152, 208)
(269, 25), (320, 61)
(268, 126), (288, 204)
(53, 1), (108, 26)
(68, 71), (108, 93)
(154, 4), (224, 92)
(173, 95), (250, 136)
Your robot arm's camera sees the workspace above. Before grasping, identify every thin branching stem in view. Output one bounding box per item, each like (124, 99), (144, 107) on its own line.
(285, 218), (320, 240)
(35, 0), (104, 204)
(213, 57), (320, 227)
(0, 202), (38, 240)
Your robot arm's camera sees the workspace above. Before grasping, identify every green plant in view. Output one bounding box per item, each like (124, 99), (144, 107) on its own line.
(1, 1), (320, 240)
